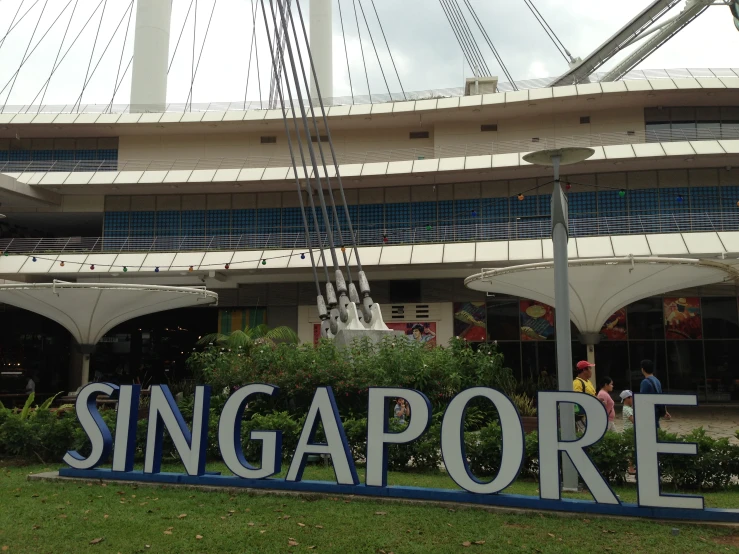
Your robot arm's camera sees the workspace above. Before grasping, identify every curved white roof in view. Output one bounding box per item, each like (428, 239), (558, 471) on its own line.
(465, 257), (739, 333)
(0, 281), (218, 345)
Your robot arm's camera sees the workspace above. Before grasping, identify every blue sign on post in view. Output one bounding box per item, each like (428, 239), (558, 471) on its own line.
(59, 382), (739, 523)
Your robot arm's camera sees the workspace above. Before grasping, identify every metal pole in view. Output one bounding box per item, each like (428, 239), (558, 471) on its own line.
(551, 154), (579, 492)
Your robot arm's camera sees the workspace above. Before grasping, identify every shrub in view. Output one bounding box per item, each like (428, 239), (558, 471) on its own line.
(659, 428), (739, 490)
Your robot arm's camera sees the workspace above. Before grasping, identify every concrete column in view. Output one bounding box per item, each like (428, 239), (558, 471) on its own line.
(69, 346), (94, 391)
(310, 0), (333, 100)
(130, 0), (172, 113)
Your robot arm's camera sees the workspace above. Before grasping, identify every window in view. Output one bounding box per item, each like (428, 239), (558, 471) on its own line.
(531, 137), (540, 143)
(389, 280), (421, 303)
(480, 124), (498, 132)
(409, 131), (430, 140)
(260, 136), (277, 144)
(579, 116), (590, 124)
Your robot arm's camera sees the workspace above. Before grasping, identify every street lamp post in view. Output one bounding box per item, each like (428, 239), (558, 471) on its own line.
(523, 147), (594, 492)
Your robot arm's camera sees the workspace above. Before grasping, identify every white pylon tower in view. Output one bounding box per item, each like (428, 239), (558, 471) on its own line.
(130, 0), (172, 113)
(309, 0), (333, 99)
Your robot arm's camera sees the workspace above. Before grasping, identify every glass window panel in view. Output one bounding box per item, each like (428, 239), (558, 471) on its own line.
(665, 341), (705, 394)
(628, 341), (666, 391)
(703, 340), (739, 402)
(594, 342), (630, 391)
(496, 341), (522, 381)
(645, 122), (671, 142)
(627, 298), (665, 340)
(521, 342), (556, 382)
(701, 297), (739, 339)
(486, 299), (519, 341)
(645, 107), (669, 123)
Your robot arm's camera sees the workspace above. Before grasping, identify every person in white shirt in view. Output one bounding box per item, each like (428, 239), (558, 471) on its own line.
(620, 390), (635, 475)
(25, 373), (36, 394)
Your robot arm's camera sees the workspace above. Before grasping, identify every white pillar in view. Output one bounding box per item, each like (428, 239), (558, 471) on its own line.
(130, 0), (172, 113)
(310, 0), (333, 100)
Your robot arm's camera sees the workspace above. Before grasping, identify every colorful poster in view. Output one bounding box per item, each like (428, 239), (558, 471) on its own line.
(218, 308), (267, 334)
(664, 297), (702, 340)
(520, 300), (555, 341)
(453, 302), (487, 342)
(387, 322), (437, 347)
(600, 308), (627, 340)
(313, 322), (438, 347)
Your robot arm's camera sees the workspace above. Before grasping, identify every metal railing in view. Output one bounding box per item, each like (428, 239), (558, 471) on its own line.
(2, 211), (738, 256)
(0, 68), (736, 115)
(2, 128), (737, 176)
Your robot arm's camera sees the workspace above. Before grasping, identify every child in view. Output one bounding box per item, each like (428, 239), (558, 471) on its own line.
(620, 390), (634, 430)
(620, 390), (635, 475)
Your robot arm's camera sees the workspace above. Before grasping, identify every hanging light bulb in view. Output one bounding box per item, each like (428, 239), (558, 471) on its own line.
(32, 257), (37, 262)
(154, 267), (160, 273)
(225, 263), (230, 270)
(300, 253), (305, 260)
(426, 225), (432, 231)
(90, 264), (95, 270)
(189, 265), (194, 272)
(677, 195), (684, 203)
(565, 182), (571, 191)
(517, 194), (525, 201)
(618, 189), (626, 198)
(471, 210), (477, 218)
(261, 259), (266, 265)
(123, 266), (128, 272)
(59, 261), (65, 267)
(382, 233), (388, 243)
(340, 246), (346, 253)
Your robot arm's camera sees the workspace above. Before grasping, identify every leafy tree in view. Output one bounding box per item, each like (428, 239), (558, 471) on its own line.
(197, 324), (298, 353)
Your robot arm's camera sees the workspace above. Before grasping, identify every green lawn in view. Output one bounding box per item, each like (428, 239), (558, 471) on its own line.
(1, 462), (738, 553)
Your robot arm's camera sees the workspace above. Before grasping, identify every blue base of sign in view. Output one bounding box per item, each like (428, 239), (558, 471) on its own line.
(58, 468), (739, 523)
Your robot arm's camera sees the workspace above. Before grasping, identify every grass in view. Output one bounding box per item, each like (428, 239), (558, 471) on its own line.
(1, 461), (738, 553)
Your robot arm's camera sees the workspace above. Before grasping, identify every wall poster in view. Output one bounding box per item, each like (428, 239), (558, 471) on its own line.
(453, 302), (487, 342)
(520, 300), (555, 341)
(313, 322), (437, 347)
(664, 297), (702, 340)
(600, 308), (627, 340)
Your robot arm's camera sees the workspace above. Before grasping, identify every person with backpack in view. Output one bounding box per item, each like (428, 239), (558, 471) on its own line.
(573, 361), (596, 432)
(639, 359), (671, 428)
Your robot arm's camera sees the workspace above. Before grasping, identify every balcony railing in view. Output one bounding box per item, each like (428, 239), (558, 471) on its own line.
(2, 211), (738, 256)
(1, 128), (737, 176)
(0, 68), (737, 114)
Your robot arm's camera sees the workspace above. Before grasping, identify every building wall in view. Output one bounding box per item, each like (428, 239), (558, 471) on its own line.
(116, 106), (645, 163)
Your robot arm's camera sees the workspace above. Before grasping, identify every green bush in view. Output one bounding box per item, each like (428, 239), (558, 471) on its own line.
(585, 430), (633, 485)
(658, 428), (739, 490)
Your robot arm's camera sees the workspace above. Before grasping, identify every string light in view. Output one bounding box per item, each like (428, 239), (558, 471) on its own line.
(224, 263), (230, 270)
(618, 189), (626, 198)
(340, 247), (346, 253)
(188, 265), (194, 272)
(471, 210), (477, 218)
(517, 194), (525, 201)
(154, 267), (160, 273)
(261, 259), (266, 265)
(426, 225), (432, 231)
(32, 257), (37, 262)
(123, 266), (128, 272)
(300, 253), (305, 260)
(90, 265), (95, 270)
(59, 261), (65, 267)
(565, 183), (572, 191)
(382, 233), (388, 243)
(677, 195), (684, 203)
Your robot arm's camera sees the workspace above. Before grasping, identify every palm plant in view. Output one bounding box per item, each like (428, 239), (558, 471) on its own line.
(197, 324), (299, 352)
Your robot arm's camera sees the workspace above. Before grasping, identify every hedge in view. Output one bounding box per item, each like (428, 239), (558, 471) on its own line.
(2, 404), (738, 491)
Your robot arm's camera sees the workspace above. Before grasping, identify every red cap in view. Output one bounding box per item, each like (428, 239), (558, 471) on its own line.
(576, 360), (595, 371)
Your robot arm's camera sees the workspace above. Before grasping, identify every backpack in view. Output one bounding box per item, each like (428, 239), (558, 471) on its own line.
(574, 378), (589, 417)
(643, 376), (667, 418)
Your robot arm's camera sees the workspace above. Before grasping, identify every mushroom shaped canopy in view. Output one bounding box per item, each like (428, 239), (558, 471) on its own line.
(465, 257), (738, 333)
(0, 280), (218, 346)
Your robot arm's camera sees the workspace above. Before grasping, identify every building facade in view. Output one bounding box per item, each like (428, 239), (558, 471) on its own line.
(0, 71), (738, 398)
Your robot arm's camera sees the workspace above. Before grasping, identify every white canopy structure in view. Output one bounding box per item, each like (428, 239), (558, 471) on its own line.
(465, 257), (739, 374)
(0, 281), (218, 385)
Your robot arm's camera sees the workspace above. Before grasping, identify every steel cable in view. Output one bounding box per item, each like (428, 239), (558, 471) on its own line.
(168, 0), (195, 74)
(447, 0), (491, 76)
(185, 0), (218, 111)
(337, 0), (354, 104)
(438, 0), (481, 77)
(351, 0), (371, 99)
(369, 0), (405, 100)
(1, 0), (49, 113)
(461, 0), (516, 89)
(108, 0), (135, 111)
(73, 0), (108, 112)
(356, 0), (392, 99)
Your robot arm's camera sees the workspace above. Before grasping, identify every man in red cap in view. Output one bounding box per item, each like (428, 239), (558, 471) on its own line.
(573, 361), (596, 432)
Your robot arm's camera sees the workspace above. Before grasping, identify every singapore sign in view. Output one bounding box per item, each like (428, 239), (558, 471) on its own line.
(60, 383), (738, 522)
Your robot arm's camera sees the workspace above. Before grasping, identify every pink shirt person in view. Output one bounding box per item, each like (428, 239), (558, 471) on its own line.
(597, 377), (616, 431)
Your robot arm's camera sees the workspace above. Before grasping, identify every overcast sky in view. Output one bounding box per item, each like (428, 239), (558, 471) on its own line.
(0, 0), (737, 109)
